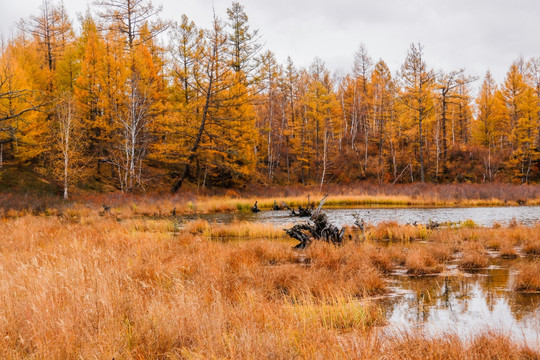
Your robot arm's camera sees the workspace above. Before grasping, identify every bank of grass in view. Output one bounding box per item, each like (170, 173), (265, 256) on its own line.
(109, 193), (539, 216)
(3, 183), (540, 219)
(184, 219), (287, 239)
(367, 331), (538, 360)
(0, 215), (538, 358)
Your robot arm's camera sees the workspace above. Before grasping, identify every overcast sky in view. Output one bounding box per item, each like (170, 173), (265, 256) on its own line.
(2, 0), (540, 84)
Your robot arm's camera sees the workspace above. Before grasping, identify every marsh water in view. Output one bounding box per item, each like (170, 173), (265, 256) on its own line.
(181, 205), (540, 227)
(379, 257), (540, 348)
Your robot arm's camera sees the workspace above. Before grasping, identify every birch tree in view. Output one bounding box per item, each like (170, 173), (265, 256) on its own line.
(52, 95), (83, 199)
(96, 0), (165, 191)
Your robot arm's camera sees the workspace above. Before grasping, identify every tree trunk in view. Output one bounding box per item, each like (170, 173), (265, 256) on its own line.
(173, 68), (214, 192)
(441, 92), (448, 175)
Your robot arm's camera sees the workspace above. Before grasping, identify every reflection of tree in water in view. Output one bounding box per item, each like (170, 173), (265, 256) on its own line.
(379, 264), (540, 328)
(481, 267), (510, 311)
(481, 258), (540, 321)
(507, 292), (540, 321)
(404, 277), (444, 322)
(381, 275), (473, 324)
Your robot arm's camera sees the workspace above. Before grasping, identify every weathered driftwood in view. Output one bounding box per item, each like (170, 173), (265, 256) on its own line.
(273, 200), (292, 211)
(352, 214), (365, 231)
(352, 214), (366, 242)
(290, 205), (313, 217)
(285, 224), (314, 249)
(427, 219), (440, 229)
(284, 196), (345, 249)
(251, 201), (261, 213)
(290, 195), (316, 217)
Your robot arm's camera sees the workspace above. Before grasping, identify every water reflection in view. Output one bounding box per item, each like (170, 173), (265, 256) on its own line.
(180, 206), (540, 227)
(380, 260), (540, 348)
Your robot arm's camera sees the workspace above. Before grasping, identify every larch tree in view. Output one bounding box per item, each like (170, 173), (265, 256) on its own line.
(453, 74), (476, 147)
(0, 40), (43, 167)
(473, 71), (505, 181)
(500, 62), (527, 149)
(436, 69), (464, 176)
(304, 58), (341, 188)
(257, 50), (286, 182)
(75, 14), (109, 174)
(293, 69), (313, 183)
(352, 43), (373, 174)
(226, 1), (262, 81)
(152, 14), (202, 174)
(15, 0), (73, 171)
(280, 56), (302, 183)
(510, 85), (539, 182)
(171, 13), (257, 191)
(525, 57), (540, 149)
(399, 43), (436, 182)
(370, 59), (395, 184)
(18, 0), (72, 91)
(94, 0), (167, 49)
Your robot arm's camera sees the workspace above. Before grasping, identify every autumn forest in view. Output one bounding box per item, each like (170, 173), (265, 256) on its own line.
(1, 0), (540, 198)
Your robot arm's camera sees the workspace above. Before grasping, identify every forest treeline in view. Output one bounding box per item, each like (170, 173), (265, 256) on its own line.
(0, 0), (539, 198)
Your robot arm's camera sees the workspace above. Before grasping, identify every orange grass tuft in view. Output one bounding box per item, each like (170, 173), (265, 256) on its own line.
(514, 262), (540, 293)
(405, 247), (444, 276)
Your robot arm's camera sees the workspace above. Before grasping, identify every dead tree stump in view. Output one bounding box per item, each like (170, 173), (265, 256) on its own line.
(284, 196), (345, 249)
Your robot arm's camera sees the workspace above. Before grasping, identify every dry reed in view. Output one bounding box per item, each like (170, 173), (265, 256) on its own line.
(0, 214), (538, 359)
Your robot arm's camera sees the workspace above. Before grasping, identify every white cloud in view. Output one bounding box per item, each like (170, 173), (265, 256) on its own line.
(2, 0), (539, 83)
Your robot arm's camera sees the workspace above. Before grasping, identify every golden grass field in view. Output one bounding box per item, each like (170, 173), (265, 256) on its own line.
(0, 209), (539, 359)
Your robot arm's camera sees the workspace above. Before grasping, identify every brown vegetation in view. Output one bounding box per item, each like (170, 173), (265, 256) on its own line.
(514, 262), (540, 293)
(406, 247), (444, 276)
(2, 183), (540, 218)
(459, 244), (489, 272)
(0, 212), (538, 358)
(523, 237), (540, 256)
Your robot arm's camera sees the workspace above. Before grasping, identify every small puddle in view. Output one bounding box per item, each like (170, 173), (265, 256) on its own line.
(377, 257), (540, 348)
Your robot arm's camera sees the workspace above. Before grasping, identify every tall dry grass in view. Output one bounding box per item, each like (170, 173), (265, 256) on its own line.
(0, 216), (387, 359)
(405, 247), (444, 276)
(184, 219), (287, 240)
(0, 215), (538, 359)
(514, 262), (540, 292)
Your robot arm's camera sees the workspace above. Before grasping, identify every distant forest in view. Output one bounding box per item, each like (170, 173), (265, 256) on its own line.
(1, 0), (539, 198)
